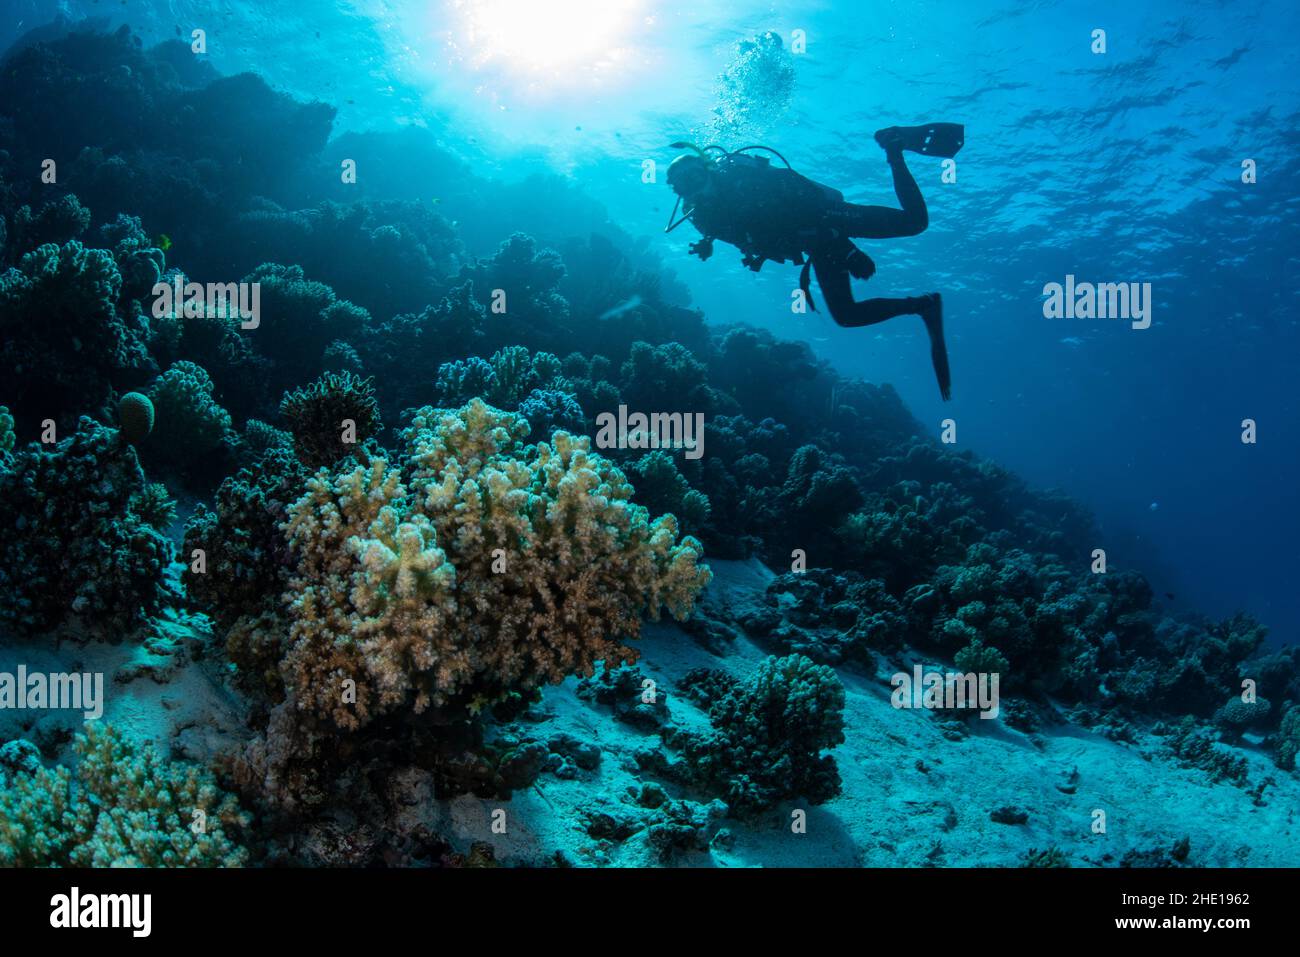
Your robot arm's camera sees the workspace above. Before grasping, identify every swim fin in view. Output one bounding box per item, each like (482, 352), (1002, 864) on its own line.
(875, 123), (965, 158)
(918, 293), (951, 401)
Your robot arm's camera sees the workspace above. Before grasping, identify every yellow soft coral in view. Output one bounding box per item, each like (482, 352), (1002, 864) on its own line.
(280, 398), (711, 730)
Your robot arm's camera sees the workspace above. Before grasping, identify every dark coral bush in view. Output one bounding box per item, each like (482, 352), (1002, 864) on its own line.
(675, 654), (846, 815)
(0, 418), (172, 639)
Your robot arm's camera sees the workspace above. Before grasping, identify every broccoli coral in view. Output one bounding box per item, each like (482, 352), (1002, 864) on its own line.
(0, 724), (247, 867)
(130, 481), (178, 532)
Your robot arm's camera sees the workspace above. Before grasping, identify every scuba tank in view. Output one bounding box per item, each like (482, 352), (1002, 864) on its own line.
(665, 142), (875, 311)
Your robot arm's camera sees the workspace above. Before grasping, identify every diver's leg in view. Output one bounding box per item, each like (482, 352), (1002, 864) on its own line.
(813, 257), (951, 400)
(826, 152), (929, 239)
(814, 257), (925, 327)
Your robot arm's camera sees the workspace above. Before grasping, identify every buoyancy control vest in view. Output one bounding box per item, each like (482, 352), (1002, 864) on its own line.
(685, 152), (844, 269)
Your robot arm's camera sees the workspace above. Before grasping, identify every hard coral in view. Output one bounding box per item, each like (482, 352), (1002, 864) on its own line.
(0, 417), (172, 639)
(1272, 705), (1300, 771)
(0, 239), (153, 433)
(434, 345), (569, 410)
(277, 398), (711, 729)
(241, 262), (368, 392)
(676, 653), (845, 815)
(142, 360), (234, 478)
(0, 724), (247, 867)
(7, 194), (91, 256)
(117, 391), (155, 444)
(183, 447), (309, 640)
(518, 388), (585, 443)
(0, 405), (14, 461)
(278, 370), (381, 469)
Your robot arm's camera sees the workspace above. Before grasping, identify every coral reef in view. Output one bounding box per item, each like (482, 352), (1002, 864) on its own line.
(0, 406), (14, 461)
(278, 370), (381, 469)
(0, 238), (154, 434)
(231, 399), (709, 812)
(141, 360), (234, 478)
(183, 448), (309, 641)
(0, 724), (247, 867)
(2, 23), (1296, 872)
(275, 398), (709, 728)
(0, 417), (172, 639)
(674, 654), (845, 815)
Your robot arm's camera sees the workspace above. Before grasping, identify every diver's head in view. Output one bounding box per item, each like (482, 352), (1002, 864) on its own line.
(667, 154), (713, 200)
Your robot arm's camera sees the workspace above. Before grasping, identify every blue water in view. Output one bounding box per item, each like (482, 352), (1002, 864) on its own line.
(5, 0), (1296, 640)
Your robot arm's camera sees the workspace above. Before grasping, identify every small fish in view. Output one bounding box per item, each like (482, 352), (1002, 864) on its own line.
(1060, 336), (1085, 347)
(1165, 592), (1177, 601)
(155, 234), (172, 252)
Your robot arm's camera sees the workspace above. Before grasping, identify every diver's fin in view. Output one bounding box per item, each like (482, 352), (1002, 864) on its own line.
(875, 123), (964, 158)
(919, 293), (951, 401)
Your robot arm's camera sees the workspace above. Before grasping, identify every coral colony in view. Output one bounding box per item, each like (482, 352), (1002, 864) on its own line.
(0, 18), (1295, 880)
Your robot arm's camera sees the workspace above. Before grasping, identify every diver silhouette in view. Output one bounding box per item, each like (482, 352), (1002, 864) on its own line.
(665, 123), (963, 400)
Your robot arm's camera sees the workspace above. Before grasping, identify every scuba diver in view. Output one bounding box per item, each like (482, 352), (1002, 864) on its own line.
(665, 123), (963, 400)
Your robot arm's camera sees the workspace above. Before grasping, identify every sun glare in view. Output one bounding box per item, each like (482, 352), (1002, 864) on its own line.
(453, 0), (644, 79)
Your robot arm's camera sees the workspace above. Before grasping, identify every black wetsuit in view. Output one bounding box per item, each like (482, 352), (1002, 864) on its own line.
(684, 152), (931, 327)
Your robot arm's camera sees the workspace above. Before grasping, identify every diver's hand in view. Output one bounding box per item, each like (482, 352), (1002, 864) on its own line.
(689, 238), (714, 261)
(846, 247), (876, 281)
